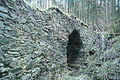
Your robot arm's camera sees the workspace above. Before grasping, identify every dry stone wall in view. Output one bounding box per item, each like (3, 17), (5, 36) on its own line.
(0, 0), (95, 80)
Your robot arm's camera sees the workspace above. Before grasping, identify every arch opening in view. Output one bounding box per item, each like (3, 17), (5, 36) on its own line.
(67, 29), (83, 67)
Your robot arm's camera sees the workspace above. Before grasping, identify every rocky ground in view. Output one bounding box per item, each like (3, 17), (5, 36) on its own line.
(0, 0), (120, 80)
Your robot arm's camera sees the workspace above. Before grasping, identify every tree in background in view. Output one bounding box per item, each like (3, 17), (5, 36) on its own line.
(24, 0), (120, 33)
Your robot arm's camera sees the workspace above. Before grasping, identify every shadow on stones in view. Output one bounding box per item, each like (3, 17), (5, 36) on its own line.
(67, 29), (83, 67)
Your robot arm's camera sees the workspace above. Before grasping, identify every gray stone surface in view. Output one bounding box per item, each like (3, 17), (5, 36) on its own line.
(0, 0), (119, 80)
(0, 0), (94, 79)
(22, 74), (31, 80)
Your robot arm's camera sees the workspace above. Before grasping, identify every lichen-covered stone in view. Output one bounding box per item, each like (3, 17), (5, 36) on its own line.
(4, 58), (13, 66)
(26, 60), (34, 70)
(10, 61), (18, 68)
(0, 37), (10, 45)
(0, 35), (4, 39)
(1, 45), (10, 51)
(32, 67), (40, 77)
(12, 66), (22, 75)
(0, 57), (4, 63)
(0, 63), (4, 67)
(22, 74), (31, 80)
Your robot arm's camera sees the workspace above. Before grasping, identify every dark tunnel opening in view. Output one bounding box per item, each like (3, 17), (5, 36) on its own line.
(67, 29), (83, 67)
